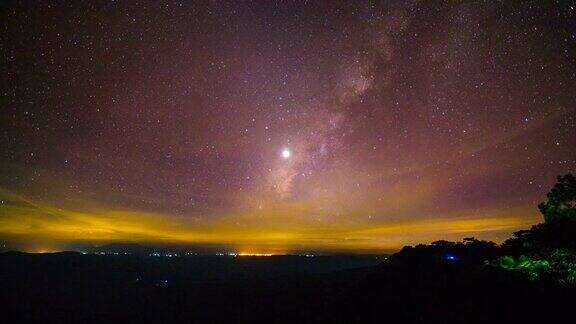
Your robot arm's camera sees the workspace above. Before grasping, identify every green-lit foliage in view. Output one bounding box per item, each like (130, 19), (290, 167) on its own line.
(549, 250), (576, 284)
(498, 255), (550, 280)
(497, 250), (576, 284)
(495, 175), (576, 283)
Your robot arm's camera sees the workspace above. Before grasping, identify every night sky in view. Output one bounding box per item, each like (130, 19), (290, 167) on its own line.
(1, 1), (575, 253)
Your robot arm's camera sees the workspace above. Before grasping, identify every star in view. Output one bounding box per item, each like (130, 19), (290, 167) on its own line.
(281, 149), (291, 159)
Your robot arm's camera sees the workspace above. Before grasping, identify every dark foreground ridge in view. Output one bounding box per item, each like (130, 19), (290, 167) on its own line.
(1, 174), (575, 323)
(0, 253), (381, 323)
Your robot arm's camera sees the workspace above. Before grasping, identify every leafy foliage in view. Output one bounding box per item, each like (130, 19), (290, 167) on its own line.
(497, 250), (576, 284)
(497, 255), (550, 280)
(548, 250), (576, 284)
(504, 218), (576, 253)
(538, 174), (576, 223)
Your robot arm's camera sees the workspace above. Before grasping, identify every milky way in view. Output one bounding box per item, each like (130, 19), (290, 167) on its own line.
(1, 1), (575, 253)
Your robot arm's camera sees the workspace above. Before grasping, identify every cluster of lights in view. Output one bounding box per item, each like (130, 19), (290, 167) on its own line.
(238, 253), (274, 257)
(215, 252), (275, 257)
(83, 251), (321, 258)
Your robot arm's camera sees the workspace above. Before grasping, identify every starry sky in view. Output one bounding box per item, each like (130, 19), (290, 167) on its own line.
(1, 1), (575, 253)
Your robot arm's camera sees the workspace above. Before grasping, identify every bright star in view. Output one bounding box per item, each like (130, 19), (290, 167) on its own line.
(281, 149), (291, 159)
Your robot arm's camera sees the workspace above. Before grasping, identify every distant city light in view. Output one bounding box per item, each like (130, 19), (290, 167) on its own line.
(445, 254), (458, 261)
(238, 253), (274, 257)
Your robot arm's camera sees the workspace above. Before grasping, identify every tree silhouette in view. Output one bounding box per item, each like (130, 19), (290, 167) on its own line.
(538, 174), (576, 223)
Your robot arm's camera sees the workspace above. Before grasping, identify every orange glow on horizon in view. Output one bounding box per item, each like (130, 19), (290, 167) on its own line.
(0, 189), (542, 253)
(237, 253), (276, 257)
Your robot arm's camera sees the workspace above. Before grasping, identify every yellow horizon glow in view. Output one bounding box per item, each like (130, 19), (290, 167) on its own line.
(0, 191), (542, 253)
